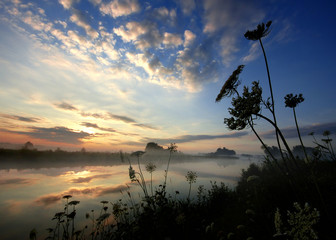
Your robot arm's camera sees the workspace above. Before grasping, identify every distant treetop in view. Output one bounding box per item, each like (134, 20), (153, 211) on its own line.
(145, 142), (164, 152)
(23, 141), (34, 150)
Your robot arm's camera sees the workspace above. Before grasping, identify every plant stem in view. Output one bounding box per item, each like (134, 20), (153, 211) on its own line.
(150, 172), (153, 197)
(293, 107), (309, 162)
(248, 119), (287, 173)
(255, 113), (295, 162)
(137, 156), (148, 197)
(163, 150), (173, 193)
(259, 38), (285, 161)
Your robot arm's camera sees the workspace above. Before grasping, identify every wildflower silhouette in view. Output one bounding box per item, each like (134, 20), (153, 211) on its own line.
(217, 21), (303, 168)
(285, 93), (308, 161)
(245, 20), (285, 160)
(216, 65), (244, 102)
(62, 194), (72, 238)
(163, 143), (177, 194)
(68, 200), (80, 237)
(145, 162), (157, 196)
(186, 171), (197, 200)
(310, 131), (336, 161)
(129, 151), (149, 198)
(244, 21), (272, 40)
(216, 67), (279, 163)
(321, 131), (336, 160)
(225, 81), (262, 130)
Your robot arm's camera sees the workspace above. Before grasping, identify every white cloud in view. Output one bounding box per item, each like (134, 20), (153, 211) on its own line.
(114, 21), (162, 50)
(58, 0), (79, 9)
(70, 9), (99, 39)
(203, 0), (264, 34)
(152, 7), (176, 24)
(163, 32), (182, 47)
(202, 0), (264, 64)
(67, 30), (92, 47)
(273, 19), (295, 43)
(22, 10), (53, 32)
(184, 30), (195, 47)
(242, 42), (259, 62)
(126, 52), (153, 75)
(113, 21), (147, 42)
(176, 43), (219, 92)
(219, 35), (239, 65)
(99, 0), (140, 18)
(55, 20), (67, 29)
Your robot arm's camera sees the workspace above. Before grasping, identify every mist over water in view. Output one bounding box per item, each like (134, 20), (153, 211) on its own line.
(0, 154), (261, 239)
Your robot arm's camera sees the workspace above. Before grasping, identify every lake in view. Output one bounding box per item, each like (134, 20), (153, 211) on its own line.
(0, 154), (261, 239)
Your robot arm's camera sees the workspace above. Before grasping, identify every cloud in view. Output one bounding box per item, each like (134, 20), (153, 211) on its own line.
(70, 8), (99, 39)
(70, 174), (112, 183)
(114, 20), (162, 50)
(55, 20), (67, 28)
(81, 122), (117, 133)
(108, 113), (157, 130)
(0, 113), (40, 123)
(54, 102), (78, 111)
(242, 42), (259, 62)
(143, 131), (249, 145)
(176, 42), (220, 91)
(58, 0), (79, 9)
(151, 7), (176, 25)
(81, 112), (158, 130)
(0, 178), (32, 185)
(202, 0), (264, 64)
(162, 32), (183, 47)
(9, 126), (92, 144)
(21, 8), (53, 32)
(273, 19), (295, 43)
(184, 30), (196, 47)
(81, 122), (100, 129)
(98, 0), (141, 18)
(81, 122), (140, 136)
(260, 121), (336, 139)
(53, 100), (156, 131)
(113, 21), (146, 42)
(179, 0), (195, 15)
(107, 112), (137, 123)
(35, 194), (61, 206)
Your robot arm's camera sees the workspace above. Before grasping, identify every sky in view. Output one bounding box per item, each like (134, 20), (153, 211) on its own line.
(0, 0), (336, 154)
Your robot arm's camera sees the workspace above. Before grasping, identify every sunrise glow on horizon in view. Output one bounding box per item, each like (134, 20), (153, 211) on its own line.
(1, 0), (336, 154)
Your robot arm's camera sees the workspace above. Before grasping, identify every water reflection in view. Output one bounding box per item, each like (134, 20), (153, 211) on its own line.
(0, 155), (261, 239)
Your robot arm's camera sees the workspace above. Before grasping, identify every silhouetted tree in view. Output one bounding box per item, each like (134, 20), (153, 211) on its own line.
(23, 141), (34, 150)
(145, 142), (164, 151)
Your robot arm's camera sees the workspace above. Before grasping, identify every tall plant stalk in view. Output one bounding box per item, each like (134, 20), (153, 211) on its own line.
(259, 38), (284, 161)
(292, 107), (308, 161)
(163, 143), (177, 193)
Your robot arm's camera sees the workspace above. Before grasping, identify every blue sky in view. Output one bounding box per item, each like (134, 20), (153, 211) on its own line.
(0, 0), (335, 154)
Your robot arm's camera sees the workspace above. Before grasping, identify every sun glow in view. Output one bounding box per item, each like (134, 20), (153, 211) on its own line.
(81, 128), (95, 135)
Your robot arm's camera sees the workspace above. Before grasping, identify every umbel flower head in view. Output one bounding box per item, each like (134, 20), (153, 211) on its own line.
(224, 81), (263, 130)
(186, 171), (197, 184)
(145, 162), (156, 173)
(244, 21), (272, 41)
(284, 93), (304, 108)
(216, 65), (244, 102)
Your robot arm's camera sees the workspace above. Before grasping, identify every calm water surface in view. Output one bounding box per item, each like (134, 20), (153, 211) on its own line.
(0, 155), (260, 239)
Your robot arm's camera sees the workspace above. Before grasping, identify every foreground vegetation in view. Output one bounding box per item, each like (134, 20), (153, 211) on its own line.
(30, 141), (336, 240)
